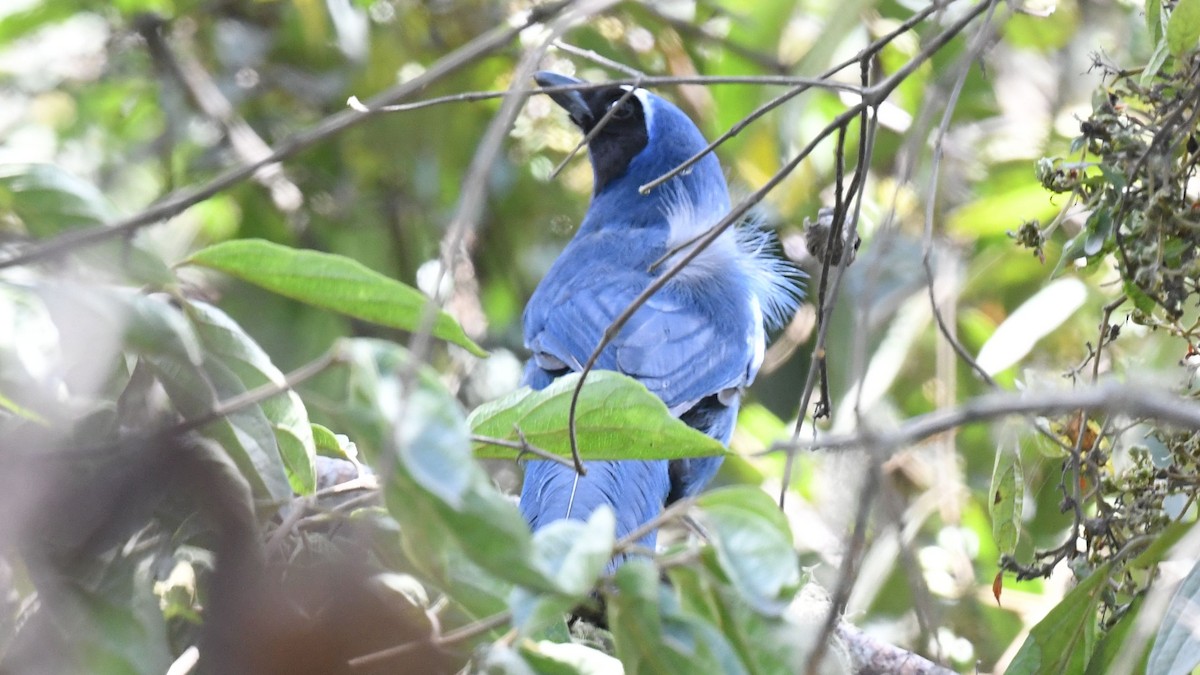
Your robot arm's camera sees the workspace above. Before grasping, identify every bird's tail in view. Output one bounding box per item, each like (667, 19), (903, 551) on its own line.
(519, 459), (671, 554)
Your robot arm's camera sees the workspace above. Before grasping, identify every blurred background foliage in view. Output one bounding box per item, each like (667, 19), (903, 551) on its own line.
(1, 0), (1198, 672)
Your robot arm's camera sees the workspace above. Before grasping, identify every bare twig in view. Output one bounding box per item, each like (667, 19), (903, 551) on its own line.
(347, 609), (512, 669)
(470, 433), (575, 468)
(765, 380), (1200, 456)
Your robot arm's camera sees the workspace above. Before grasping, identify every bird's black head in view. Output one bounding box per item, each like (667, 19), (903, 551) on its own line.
(534, 71), (649, 193)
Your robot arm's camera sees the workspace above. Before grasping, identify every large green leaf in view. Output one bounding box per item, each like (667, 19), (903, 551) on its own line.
(1008, 562), (1115, 674)
(1168, 0), (1200, 54)
(694, 487), (801, 615)
(184, 300), (317, 495)
(468, 371), (727, 462)
(185, 239), (486, 357)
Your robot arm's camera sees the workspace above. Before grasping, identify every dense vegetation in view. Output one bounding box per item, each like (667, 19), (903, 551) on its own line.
(4, 0), (1200, 672)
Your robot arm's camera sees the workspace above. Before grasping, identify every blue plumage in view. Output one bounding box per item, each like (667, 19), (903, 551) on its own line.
(519, 72), (802, 553)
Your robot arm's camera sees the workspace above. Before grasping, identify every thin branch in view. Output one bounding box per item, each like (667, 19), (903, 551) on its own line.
(470, 433), (575, 469)
(636, 0), (962, 196)
(347, 609), (512, 669)
(348, 75), (864, 115)
(836, 621), (956, 675)
(173, 346), (343, 437)
(765, 380), (1200, 455)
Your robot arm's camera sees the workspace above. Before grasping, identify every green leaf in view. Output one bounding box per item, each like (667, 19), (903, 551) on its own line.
(519, 641), (623, 674)
(668, 562), (810, 673)
(343, 339), (473, 506)
(468, 371), (727, 462)
(24, 556), (174, 675)
(1149, 0), (1165, 43)
(1148, 559), (1200, 674)
(694, 487), (801, 615)
(1168, 0), (1200, 54)
(346, 340), (553, 593)
(608, 559), (748, 675)
(0, 2), (77, 44)
(1087, 596), (1146, 675)
(35, 287), (289, 504)
(311, 422), (353, 459)
(510, 508), (616, 635)
(185, 239), (486, 357)
(184, 301), (317, 495)
(152, 355), (292, 504)
(989, 430), (1024, 555)
(1008, 562), (1115, 674)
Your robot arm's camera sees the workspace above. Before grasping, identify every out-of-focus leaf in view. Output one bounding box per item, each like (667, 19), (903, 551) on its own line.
(346, 339), (554, 594)
(1087, 597), (1145, 675)
(949, 181), (1061, 238)
(510, 508), (615, 635)
(343, 339), (472, 506)
(1149, 0), (1165, 42)
(1128, 522), (1193, 570)
(0, 163), (115, 232)
(34, 284), (201, 403)
(185, 239), (486, 356)
(989, 429), (1024, 555)
(0, 164), (172, 285)
(668, 562), (808, 673)
(520, 641), (623, 674)
(150, 355), (292, 504)
(1148, 559), (1200, 674)
(184, 301), (317, 495)
(0, 2), (78, 44)
(1008, 561), (1115, 674)
(36, 287), (290, 503)
(1168, 0), (1200, 54)
(468, 372), (727, 461)
(62, 557), (173, 675)
(608, 559), (747, 675)
(976, 278), (1088, 376)
(694, 486), (801, 614)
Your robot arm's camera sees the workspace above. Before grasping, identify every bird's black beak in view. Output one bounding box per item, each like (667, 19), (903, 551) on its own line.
(534, 71), (593, 129)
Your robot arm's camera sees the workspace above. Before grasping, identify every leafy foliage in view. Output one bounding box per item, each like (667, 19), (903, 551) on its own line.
(2, 0), (1200, 673)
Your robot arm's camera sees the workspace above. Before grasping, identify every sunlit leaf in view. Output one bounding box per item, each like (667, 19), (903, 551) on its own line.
(185, 239), (486, 357)
(468, 372), (727, 462)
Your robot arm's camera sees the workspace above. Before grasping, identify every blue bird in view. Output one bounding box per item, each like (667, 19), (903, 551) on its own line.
(519, 72), (802, 553)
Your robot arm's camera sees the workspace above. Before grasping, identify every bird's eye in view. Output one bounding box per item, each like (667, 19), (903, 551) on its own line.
(608, 99), (634, 119)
